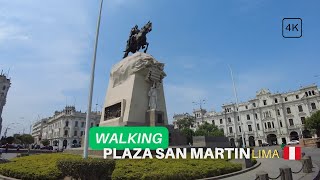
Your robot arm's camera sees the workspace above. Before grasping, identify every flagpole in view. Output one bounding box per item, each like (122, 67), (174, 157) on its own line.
(83, 0), (104, 159)
(228, 65), (246, 148)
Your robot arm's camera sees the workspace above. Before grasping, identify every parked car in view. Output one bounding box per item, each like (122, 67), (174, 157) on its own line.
(287, 140), (299, 145)
(52, 146), (59, 152)
(261, 142), (270, 147)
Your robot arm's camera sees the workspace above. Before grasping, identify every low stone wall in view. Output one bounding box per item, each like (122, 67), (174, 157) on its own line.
(193, 136), (231, 148)
(300, 138), (320, 147)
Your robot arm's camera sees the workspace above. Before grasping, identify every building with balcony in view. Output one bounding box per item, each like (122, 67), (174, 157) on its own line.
(31, 118), (48, 144)
(32, 106), (101, 149)
(173, 84), (320, 147)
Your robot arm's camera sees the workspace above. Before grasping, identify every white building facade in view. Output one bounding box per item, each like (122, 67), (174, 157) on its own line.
(32, 106), (101, 149)
(173, 85), (320, 147)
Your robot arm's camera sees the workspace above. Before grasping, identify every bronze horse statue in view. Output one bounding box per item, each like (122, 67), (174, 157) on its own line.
(123, 21), (152, 58)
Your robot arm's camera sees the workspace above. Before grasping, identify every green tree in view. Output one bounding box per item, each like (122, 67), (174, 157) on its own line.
(176, 116), (195, 130)
(305, 110), (320, 137)
(194, 122), (224, 137)
(180, 128), (195, 144)
(5, 136), (14, 144)
(19, 134), (34, 145)
(175, 116), (196, 144)
(41, 139), (50, 146)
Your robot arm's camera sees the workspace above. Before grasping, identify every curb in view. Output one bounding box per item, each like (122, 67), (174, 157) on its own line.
(0, 174), (19, 180)
(197, 160), (261, 180)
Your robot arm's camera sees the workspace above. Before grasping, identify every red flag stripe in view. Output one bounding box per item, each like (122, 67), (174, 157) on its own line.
(295, 147), (301, 160)
(283, 146), (289, 160)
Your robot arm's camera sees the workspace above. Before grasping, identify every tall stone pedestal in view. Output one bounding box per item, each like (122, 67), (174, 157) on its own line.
(99, 52), (168, 127)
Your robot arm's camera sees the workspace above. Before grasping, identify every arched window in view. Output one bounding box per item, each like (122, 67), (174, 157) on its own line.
(64, 130), (68, 136)
(65, 121), (69, 127)
(311, 103), (317, 110)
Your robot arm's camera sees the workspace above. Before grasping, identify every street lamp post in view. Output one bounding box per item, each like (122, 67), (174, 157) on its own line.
(83, 0), (104, 159)
(228, 65), (246, 148)
(3, 123), (20, 137)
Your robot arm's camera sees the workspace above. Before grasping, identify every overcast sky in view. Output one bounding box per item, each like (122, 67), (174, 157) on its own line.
(1, 0), (320, 136)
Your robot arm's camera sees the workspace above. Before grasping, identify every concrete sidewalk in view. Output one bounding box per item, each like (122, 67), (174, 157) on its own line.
(223, 158), (319, 180)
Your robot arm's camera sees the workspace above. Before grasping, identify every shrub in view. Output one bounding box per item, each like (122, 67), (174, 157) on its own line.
(57, 158), (115, 180)
(112, 158), (242, 180)
(0, 153), (81, 180)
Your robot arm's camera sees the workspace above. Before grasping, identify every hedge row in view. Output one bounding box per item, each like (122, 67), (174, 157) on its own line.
(0, 154), (81, 180)
(57, 158), (115, 180)
(0, 153), (242, 180)
(112, 158), (242, 180)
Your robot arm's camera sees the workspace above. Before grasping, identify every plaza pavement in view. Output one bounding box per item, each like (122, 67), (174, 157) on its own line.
(223, 146), (320, 180)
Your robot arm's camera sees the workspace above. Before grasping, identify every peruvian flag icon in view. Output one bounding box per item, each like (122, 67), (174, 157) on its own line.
(283, 146), (301, 160)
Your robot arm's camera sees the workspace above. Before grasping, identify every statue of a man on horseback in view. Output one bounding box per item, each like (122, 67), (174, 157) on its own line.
(123, 21), (152, 58)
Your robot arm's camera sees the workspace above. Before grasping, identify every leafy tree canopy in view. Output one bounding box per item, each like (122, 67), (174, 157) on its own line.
(194, 122), (224, 137)
(41, 139), (50, 146)
(176, 116), (195, 130)
(305, 110), (320, 137)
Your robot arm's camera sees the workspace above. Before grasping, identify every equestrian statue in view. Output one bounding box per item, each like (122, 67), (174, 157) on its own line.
(123, 21), (152, 58)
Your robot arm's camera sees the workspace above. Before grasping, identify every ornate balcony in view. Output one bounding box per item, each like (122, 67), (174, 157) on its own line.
(287, 125), (301, 130)
(264, 128), (277, 133)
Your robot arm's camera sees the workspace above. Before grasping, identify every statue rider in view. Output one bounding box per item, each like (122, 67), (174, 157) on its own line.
(126, 25), (140, 49)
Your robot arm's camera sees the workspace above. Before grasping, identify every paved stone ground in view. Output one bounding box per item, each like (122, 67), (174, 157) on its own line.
(224, 146), (320, 180)
(0, 153), (17, 160)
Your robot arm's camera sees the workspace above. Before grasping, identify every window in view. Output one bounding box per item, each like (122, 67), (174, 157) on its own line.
(239, 126), (241, 132)
(2, 86), (5, 90)
(311, 103), (317, 110)
(257, 123), (260, 130)
(312, 90), (315, 95)
(229, 127), (233, 133)
(75, 121), (78, 127)
(220, 119), (223, 124)
(74, 131), (77, 136)
(254, 113), (258, 119)
(264, 123), (267, 129)
(263, 100), (267, 105)
(272, 122), (274, 128)
(284, 97), (288, 101)
(289, 119), (294, 126)
(212, 120), (215, 125)
(64, 130), (68, 136)
(247, 114), (250, 120)
(301, 117), (306, 124)
(81, 122), (85, 128)
(228, 117), (231, 123)
(280, 121), (283, 127)
(267, 122), (271, 128)
(305, 92), (308, 97)
(65, 121), (69, 127)
(237, 116), (240, 121)
(275, 98), (278, 103)
(245, 105), (248, 109)
(309, 91), (312, 96)
(253, 103), (256, 107)
(277, 109), (281, 116)
(296, 95), (299, 99)
(298, 105), (303, 112)
(286, 107), (291, 114)
(248, 125), (252, 131)
(80, 131), (84, 136)
(90, 122), (93, 127)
